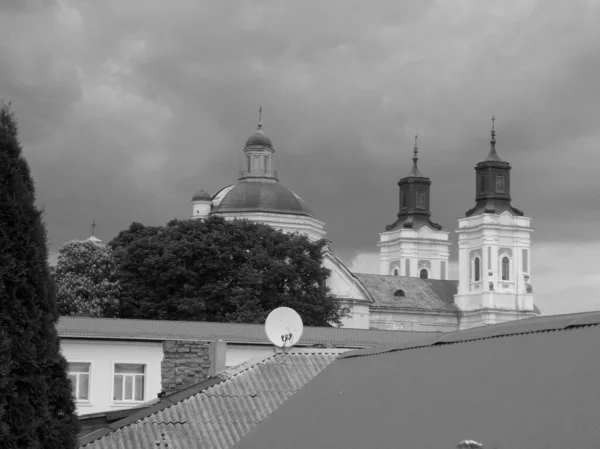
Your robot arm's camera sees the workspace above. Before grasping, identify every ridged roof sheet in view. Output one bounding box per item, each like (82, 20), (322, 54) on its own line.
(80, 352), (337, 449)
(58, 316), (439, 348)
(234, 311), (600, 449)
(354, 273), (459, 313)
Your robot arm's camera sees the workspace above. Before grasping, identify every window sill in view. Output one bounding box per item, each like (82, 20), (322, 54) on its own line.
(112, 401), (145, 407)
(75, 401), (93, 407)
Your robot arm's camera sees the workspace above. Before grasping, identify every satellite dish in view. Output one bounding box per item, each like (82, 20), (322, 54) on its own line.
(265, 307), (304, 350)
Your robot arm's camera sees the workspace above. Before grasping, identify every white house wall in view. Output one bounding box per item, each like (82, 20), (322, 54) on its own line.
(61, 339), (163, 416)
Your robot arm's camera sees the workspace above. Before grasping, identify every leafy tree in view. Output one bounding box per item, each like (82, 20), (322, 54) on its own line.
(0, 104), (78, 448)
(109, 216), (345, 326)
(53, 239), (121, 317)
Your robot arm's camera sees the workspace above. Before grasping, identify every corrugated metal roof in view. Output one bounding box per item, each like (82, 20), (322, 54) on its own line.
(234, 311), (600, 449)
(57, 316), (440, 348)
(354, 273), (459, 312)
(80, 352), (338, 449)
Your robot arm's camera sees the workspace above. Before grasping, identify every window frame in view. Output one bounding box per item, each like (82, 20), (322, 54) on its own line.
(479, 175), (485, 194)
(392, 268), (399, 276)
(496, 175), (505, 193)
(401, 191), (408, 209)
(416, 190), (426, 209)
(67, 361), (92, 403)
(112, 362), (147, 404)
(501, 256), (510, 281)
(419, 268), (428, 279)
(473, 257), (481, 282)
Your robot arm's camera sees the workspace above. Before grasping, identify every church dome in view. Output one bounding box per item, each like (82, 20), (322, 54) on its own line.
(212, 181), (314, 217)
(191, 189), (212, 202)
(245, 129), (273, 149)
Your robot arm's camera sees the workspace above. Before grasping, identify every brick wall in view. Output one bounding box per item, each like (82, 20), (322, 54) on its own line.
(161, 340), (212, 395)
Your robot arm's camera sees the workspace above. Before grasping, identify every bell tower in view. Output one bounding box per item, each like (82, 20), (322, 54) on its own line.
(454, 118), (538, 329)
(378, 135), (450, 279)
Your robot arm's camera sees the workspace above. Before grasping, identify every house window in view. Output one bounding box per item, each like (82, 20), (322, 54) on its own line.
(419, 269), (428, 279)
(68, 362), (90, 401)
(502, 257), (510, 281)
(246, 155), (251, 172)
(496, 175), (505, 193)
(392, 268), (399, 276)
(114, 364), (145, 402)
(416, 191), (426, 209)
(479, 175), (485, 193)
(401, 191), (407, 209)
(405, 259), (410, 277)
(474, 257), (481, 282)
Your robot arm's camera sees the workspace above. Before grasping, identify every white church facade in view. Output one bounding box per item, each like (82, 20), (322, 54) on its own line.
(191, 114), (539, 331)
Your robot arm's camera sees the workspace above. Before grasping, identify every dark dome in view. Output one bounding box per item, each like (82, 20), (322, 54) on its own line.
(191, 190), (212, 201)
(245, 130), (273, 149)
(212, 181), (314, 217)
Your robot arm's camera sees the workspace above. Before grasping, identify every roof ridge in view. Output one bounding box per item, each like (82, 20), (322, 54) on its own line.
(339, 312), (600, 360)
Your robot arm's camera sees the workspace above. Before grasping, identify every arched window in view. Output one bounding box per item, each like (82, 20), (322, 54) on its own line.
(392, 268), (399, 276)
(502, 257), (510, 280)
(419, 269), (428, 279)
(474, 257), (481, 282)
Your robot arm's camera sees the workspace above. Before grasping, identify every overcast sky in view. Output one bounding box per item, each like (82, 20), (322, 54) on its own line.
(2, 0), (599, 316)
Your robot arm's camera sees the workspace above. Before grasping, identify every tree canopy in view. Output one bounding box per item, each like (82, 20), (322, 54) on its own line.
(0, 104), (78, 448)
(53, 238), (121, 317)
(109, 216), (344, 326)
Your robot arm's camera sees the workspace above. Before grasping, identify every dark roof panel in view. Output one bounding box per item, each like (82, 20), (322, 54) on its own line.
(234, 311), (600, 449)
(58, 316), (439, 348)
(211, 181), (315, 217)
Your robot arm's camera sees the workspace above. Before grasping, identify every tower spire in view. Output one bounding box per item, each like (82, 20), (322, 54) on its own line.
(484, 115), (502, 162)
(91, 220), (96, 236)
(406, 133), (423, 177)
(257, 104), (263, 130)
(413, 133), (419, 164)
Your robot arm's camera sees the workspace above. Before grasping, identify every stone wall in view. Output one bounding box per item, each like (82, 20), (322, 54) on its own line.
(161, 340), (211, 395)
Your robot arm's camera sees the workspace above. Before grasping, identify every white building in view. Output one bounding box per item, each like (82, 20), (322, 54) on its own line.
(190, 116), (539, 331)
(378, 136), (451, 280)
(58, 316), (435, 415)
(453, 120), (535, 328)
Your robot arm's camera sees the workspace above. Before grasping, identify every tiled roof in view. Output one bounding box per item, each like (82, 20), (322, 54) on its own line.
(234, 311), (600, 449)
(57, 316), (439, 348)
(80, 352), (338, 449)
(354, 273), (459, 313)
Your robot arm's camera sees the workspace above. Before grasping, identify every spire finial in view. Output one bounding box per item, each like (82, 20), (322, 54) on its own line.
(490, 115), (496, 144)
(413, 133), (419, 163)
(257, 104), (263, 130)
(91, 221), (96, 236)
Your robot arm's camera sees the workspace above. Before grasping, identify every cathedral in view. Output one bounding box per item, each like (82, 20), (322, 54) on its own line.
(191, 113), (539, 331)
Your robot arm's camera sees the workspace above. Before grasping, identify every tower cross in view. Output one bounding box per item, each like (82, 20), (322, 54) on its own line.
(491, 115), (496, 130)
(91, 221), (96, 236)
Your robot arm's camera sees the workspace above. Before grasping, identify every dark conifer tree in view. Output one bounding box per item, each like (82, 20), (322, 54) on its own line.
(0, 104), (78, 448)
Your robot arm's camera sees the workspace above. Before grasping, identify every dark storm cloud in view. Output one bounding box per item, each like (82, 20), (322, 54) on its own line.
(2, 0), (600, 265)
